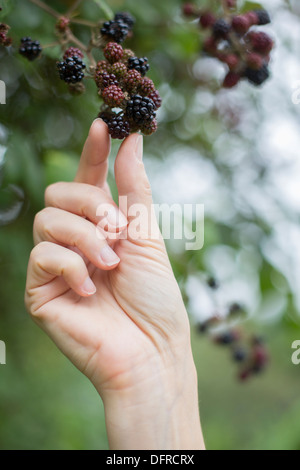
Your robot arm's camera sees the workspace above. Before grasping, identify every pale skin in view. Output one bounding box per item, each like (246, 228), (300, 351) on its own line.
(25, 119), (205, 450)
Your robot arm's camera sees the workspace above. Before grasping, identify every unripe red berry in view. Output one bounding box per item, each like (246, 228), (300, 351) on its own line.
(123, 69), (142, 93)
(104, 42), (124, 64)
(199, 12), (216, 29)
(96, 60), (112, 74)
(63, 47), (84, 60)
(225, 0), (236, 8)
(56, 16), (70, 32)
(222, 54), (239, 71)
(231, 15), (250, 34)
(102, 85), (125, 107)
(182, 3), (198, 17)
(223, 71), (241, 88)
(138, 77), (156, 96)
(111, 61), (127, 78)
(246, 52), (264, 70)
(203, 36), (217, 54)
(245, 11), (259, 26)
(140, 118), (158, 136)
(148, 89), (162, 110)
(247, 31), (274, 54)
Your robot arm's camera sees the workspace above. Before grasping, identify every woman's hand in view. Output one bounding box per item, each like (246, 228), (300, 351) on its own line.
(25, 120), (204, 450)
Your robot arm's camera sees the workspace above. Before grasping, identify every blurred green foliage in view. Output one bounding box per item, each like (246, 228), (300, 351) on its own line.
(0, 0), (300, 450)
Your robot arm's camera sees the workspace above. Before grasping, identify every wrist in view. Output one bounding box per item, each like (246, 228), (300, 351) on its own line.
(99, 345), (205, 450)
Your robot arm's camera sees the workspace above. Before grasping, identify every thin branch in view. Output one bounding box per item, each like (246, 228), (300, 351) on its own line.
(70, 18), (99, 28)
(29, 0), (60, 18)
(67, 31), (88, 51)
(66, 0), (83, 17)
(42, 41), (60, 49)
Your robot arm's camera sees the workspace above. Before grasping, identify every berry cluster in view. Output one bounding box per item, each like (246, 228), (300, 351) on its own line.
(100, 11), (135, 44)
(95, 41), (161, 139)
(197, 277), (269, 382)
(19, 37), (42, 61)
(14, 6), (160, 140)
(183, 1), (274, 88)
(57, 54), (86, 84)
(0, 23), (12, 47)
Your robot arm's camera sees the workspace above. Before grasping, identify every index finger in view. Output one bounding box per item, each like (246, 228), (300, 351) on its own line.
(74, 118), (111, 188)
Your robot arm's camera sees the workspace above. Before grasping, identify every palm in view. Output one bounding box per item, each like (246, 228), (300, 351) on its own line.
(38, 235), (185, 390)
(26, 123), (188, 392)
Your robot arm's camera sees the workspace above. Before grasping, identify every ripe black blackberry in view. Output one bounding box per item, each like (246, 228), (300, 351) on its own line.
(128, 57), (150, 77)
(19, 37), (42, 61)
(100, 19), (129, 44)
(244, 64), (269, 86)
(254, 9), (271, 25)
(126, 95), (156, 125)
(99, 112), (130, 139)
(213, 19), (231, 38)
(114, 12), (135, 29)
(57, 56), (86, 84)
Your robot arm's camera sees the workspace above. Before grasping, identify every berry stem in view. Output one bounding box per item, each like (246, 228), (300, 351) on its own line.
(42, 41), (60, 49)
(92, 0), (114, 21)
(67, 31), (88, 52)
(29, 0), (60, 18)
(70, 18), (100, 28)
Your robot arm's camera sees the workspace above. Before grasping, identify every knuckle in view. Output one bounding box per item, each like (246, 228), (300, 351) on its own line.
(44, 181), (65, 206)
(33, 207), (54, 233)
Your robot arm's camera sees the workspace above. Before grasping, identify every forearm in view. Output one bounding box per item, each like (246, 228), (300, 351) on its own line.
(100, 348), (205, 450)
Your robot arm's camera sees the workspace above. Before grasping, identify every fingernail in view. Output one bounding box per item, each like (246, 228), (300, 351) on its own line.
(106, 206), (128, 229)
(81, 277), (97, 296)
(100, 245), (120, 267)
(135, 134), (143, 161)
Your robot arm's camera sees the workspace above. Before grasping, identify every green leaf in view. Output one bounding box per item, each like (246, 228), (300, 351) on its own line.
(0, 0), (14, 19)
(241, 1), (264, 13)
(92, 0), (113, 21)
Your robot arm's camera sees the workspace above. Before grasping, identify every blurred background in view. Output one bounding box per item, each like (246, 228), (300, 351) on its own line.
(1, 0), (300, 450)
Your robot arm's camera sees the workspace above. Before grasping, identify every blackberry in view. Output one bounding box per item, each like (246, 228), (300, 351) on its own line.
(138, 77), (156, 96)
(128, 57), (150, 77)
(111, 62), (127, 78)
(57, 56), (86, 84)
(114, 12), (135, 29)
(95, 71), (118, 90)
(254, 9), (271, 25)
(232, 347), (247, 363)
(95, 60), (112, 75)
(244, 64), (269, 86)
(200, 12), (216, 29)
(247, 31), (273, 54)
(123, 70), (142, 93)
(231, 15), (250, 34)
(104, 42), (124, 64)
(100, 112), (130, 139)
(63, 47), (84, 60)
(207, 277), (219, 290)
(126, 95), (156, 125)
(19, 37), (42, 61)
(223, 71), (241, 88)
(148, 90), (162, 110)
(213, 19), (231, 39)
(246, 52), (264, 70)
(140, 118), (158, 136)
(122, 48), (135, 64)
(102, 85), (125, 107)
(100, 19), (129, 44)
